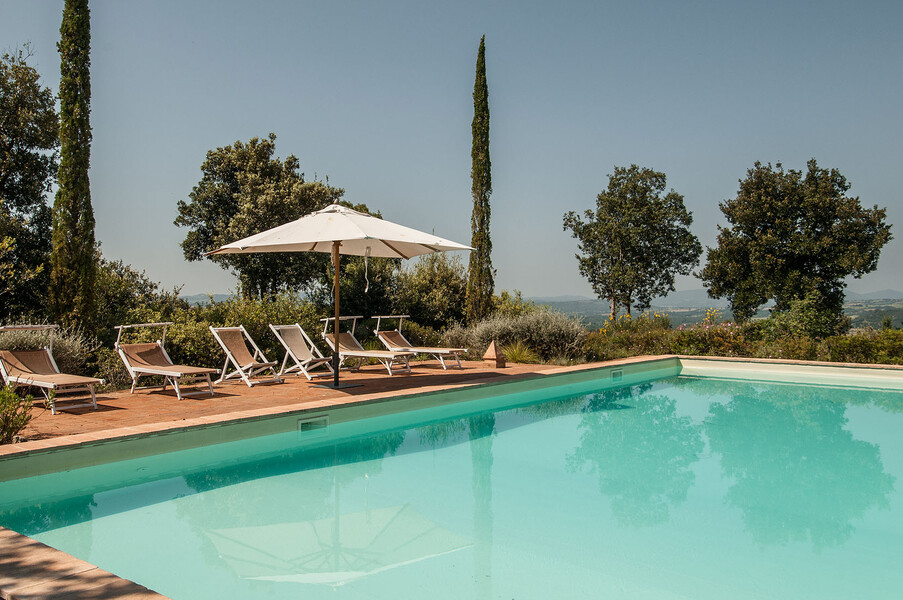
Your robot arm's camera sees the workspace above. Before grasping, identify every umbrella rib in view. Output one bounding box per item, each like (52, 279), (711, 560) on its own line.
(381, 240), (413, 259)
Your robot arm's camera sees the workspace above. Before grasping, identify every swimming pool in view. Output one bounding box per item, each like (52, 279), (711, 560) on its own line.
(1, 362), (901, 599)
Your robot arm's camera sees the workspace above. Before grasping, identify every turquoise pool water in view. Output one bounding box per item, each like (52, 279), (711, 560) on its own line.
(1, 375), (902, 599)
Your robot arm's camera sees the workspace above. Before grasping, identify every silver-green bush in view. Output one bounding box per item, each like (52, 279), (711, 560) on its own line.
(0, 325), (96, 376)
(444, 310), (586, 361)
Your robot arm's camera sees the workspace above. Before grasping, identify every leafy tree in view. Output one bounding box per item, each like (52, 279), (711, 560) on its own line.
(0, 48), (58, 317)
(308, 255), (401, 328)
(395, 253), (467, 330)
(93, 253), (186, 345)
(174, 134), (345, 299)
(563, 165), (702, 319)
(466, 35), (494, 324)
(701, 160), (892, 324)
(51, 0), (97, 329)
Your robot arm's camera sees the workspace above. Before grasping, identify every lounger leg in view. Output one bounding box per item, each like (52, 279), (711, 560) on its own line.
(216, 357), (230, 384)
(279, 353), (290, 377)
(130, 377), (138, 395)
(205, 374), (214, 397)
(41, 388), (57, 416)
(170, 376), (183, 400)
(437, 354), (447, 370)
(88, 385), (97, 410)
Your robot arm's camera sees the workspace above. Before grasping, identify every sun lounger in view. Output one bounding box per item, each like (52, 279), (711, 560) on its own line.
(374, 315), (467, 370)
(321, 316), (414, 375)
(116, 322), (218, 400)
(0, 328), (105, 415)
(269, 323), (334, 380)
(210, 325), (282, 387)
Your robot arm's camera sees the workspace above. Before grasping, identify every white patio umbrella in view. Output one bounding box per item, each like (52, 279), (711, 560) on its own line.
(208, 203), (471, 387)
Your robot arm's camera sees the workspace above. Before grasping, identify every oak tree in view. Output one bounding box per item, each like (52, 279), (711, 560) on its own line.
(564, 165), (701, 319)
(175, 134), (345, 299)
(701, 160), (892, 326)
(0, 48), (58, 315)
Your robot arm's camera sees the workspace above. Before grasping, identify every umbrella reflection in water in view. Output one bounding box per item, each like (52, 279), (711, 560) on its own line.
(205, 504), (471, 586)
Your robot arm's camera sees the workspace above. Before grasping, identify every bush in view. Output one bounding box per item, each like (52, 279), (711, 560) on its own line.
(492, 290), (538, 319)
(670, 321), (750, 356)
(0, 324), (96, 376)
(751, 337), (820, 361)
(445, 310), (586, 361)
(502, 340), (541, 364)
(394, 254), (466, 330)
(758, 291), (849, 341)
(1, 384), (32, 445)
(397, 321), (443, 347)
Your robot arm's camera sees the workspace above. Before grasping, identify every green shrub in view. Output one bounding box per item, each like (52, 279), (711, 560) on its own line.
(398, 321), (443, 347)
(502, 340), (540, 364)
(670, 321), (750, 356)
(598, 312), (671, 335)
(822, 334), (879, 364)
(1, 384), (32, 445)
(444, 310), (586, 361)
(759, 291), (849, 341)
(492, 290), (539, 319)
(752, 337), (820, 361)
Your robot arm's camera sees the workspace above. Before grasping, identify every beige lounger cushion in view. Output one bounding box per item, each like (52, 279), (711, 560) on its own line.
(275, 326), (317, 361)
(0, 349), (102, 388)
(214, 329), (277, 369)
(120, 343), (218, 376)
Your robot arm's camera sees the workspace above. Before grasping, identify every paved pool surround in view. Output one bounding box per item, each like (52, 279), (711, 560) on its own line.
(2, 356), (902, 599)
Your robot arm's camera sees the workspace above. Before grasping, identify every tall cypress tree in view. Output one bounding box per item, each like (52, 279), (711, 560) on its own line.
(466, 35), (494, 324)
(51, 0), (96, 328)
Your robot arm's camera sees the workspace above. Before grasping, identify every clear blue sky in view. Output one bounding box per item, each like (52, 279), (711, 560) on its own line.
(3, 0), (901, 298)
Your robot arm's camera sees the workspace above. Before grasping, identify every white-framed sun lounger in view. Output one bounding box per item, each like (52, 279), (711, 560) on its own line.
(374, 315), (467, 370)
(321, 316), (414, 375)
(269, 323), (334, 380)
(210, 325), (282, 387)
(0, 325), (104, 415)
(115, 322), (218, 400)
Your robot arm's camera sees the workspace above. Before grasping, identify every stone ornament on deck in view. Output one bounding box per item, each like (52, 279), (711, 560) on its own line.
(483, 340), (506, 368)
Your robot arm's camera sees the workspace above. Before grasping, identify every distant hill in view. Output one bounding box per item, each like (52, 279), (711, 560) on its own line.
(846, 289), (903, 301)
(180, 293), (232, 305)
(531, 288), (903, 329)
(531, 289), (730, 311)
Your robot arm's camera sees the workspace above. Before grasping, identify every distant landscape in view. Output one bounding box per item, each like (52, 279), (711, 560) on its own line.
(531, 289), (903, 330)
(181, 289), (903, 331)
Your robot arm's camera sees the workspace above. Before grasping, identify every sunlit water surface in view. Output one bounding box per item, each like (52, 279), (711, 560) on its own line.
(1, 376), (901, 599)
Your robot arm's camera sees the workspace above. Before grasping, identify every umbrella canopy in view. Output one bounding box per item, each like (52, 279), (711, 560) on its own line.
(208, 203), (471, 387)
(207, 204), (471, 259)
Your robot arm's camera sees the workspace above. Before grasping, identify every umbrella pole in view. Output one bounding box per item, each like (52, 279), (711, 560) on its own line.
(332, 240), (341, 388)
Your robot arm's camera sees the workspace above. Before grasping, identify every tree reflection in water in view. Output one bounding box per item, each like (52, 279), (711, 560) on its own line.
(567, 383), (704, 527)
(704, 382), (894, 549)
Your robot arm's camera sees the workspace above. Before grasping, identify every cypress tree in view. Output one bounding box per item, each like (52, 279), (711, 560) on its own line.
(51, 0), (96, 328)
(466, 35), (494, 324)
